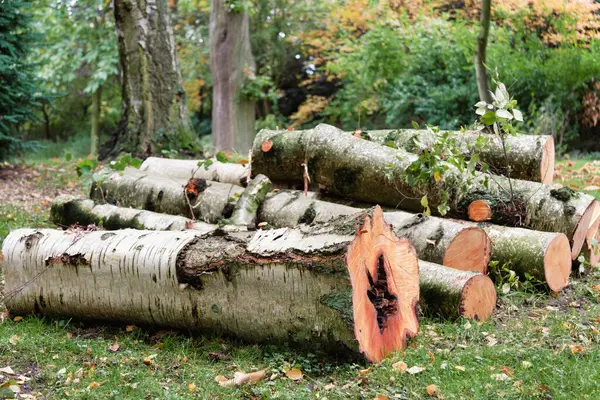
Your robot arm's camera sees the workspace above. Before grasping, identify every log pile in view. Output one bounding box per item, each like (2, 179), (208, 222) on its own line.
(2, 122), (598, 362)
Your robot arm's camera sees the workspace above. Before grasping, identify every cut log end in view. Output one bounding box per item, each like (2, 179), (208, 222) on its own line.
(540, 136), (555, 185)
(571, 201), (598, 260)
(443, 227), (491, 273)
(460, 275), (497, 322)
(346, 206), (419, 363)
(544, 234), (572, 292)
(468, 200), (492, 222)
(583, 229), (600, 269)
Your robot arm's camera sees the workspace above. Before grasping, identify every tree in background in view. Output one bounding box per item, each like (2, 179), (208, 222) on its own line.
(0, 0), (41, 160)
(31, 0), (119, 156)
(475, 0), (492, 103)
(209, 0), (256, 154)
(104, 0), (193, 158)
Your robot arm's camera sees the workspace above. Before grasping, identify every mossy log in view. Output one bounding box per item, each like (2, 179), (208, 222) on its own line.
(418, 261), (495, 321)
(90, 168), (244, 223)
(2, 208), (420, 362)
(251, 124), (595, 258)
(227, 174), (271, 228)
(140, 157), (249, 186)
(362, 129), (555, 184)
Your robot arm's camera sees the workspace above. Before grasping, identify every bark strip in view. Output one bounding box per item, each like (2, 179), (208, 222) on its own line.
(228, 174), (271, 228)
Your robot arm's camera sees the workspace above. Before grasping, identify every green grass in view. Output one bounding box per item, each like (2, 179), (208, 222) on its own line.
(1, 157), (600, 399)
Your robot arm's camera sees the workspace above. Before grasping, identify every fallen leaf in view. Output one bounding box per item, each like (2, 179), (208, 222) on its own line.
(407, 366), (425, 374)
(126, 325), (135, 332)
(66, 332), (73, 339)
(358, 368), (370, 375)
(87, 381), (101, 389)
(108, 339), (119, 352)
(491, 373), (510, 381)
(464, 321), (471, 329)
(426, 384), (439, 397)
(208, 352), (232, 361)
(570, 345), (585, 354)
(214, 375), (228, 384)
(392, 361), (407, 373)
(187, 382), (196, 392)
(373, 395), (389, 400)
(0, 366), (15, 375)
(486, 337), (498, 347)
(13, 316), (23, 322)
(232, 369), (266, 386)
(9, 335), (20, 345)
(324, 383), (336, 390)
(521, 361), (532, 369)
(285, 368), (303, 380)
(454, 366), (466, 371)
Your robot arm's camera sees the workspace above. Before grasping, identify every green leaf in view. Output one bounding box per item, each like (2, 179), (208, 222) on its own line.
(411, 120), (419, 129)
(64, 152), (72, 162)
(420, 195), (428, 208)
(203, 159), (214, 170)
(216, 152), (229, 163)
(480, 111), (497, 125)
(437, 204), (450, 216)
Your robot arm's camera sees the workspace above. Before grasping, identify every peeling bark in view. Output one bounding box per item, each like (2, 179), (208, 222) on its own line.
(105, 0), (192, 157)
(362, 129), (555, 184)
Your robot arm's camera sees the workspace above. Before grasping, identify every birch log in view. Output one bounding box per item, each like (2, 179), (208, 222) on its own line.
(140, 157), (249, 186)
(251, 124), (595, 258)
(361, 129), (555, 184)
(2, 208), (420, 362)
(90, 168), (244, 223)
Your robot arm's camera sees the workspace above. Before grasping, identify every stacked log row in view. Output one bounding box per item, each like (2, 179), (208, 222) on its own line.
(360, 129), (555, 184)
(47, 199), (497, 321)
(2, 208), (425, 362)
(251, 124), (596, 259)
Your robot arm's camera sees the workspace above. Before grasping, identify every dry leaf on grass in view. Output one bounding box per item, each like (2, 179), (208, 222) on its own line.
(426, 384), (439, 397)
(373, 395), (389, 400)
(392, 361), (407, 373)
(187, 382), (196, 392)
(217, 370), (267, 387)
(108, 338), (119, 352)
(407, 366), (425, 374)
(0, 367), (15, 375)
(285, 368), (303, 380)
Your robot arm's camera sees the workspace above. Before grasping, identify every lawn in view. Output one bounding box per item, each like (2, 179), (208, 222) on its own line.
(1, 156), (600, 400)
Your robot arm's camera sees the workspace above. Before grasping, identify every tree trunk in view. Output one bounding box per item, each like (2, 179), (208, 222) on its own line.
(362, 129), (555, 184)
(475, 0), (492, 103)
(140, 157), (249, 186)
(105, 0), (191, 158)
(251, 124), (596, 258)
(90, 168), (244, 223)
(419, 261), (495, 321)
(90, 170), (492, 273)
(90, 86), (102, 156)
(210, 0), (256, 154)
(3, 208), (420, 362)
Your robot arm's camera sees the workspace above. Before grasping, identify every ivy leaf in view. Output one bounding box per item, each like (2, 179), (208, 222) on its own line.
(215, 152), (229, 163)
(480, 111), (497, 125)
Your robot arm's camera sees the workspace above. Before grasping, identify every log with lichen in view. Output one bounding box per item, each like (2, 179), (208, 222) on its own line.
(140, 157), (249, 186)
(90, 168), (244, 223)
(251, 124), (595, 258)
(2, 208), (420, 362)
(361, 129), (555, 184)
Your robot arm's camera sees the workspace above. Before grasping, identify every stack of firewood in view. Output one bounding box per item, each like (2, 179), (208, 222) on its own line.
(3, 124), (598, 362)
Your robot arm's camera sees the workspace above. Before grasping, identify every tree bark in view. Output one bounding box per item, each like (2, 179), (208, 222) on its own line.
(362, 129), (555, 184)
(140, 157), (249, 186)
(227, 174), (271, 228)
(475, 0), (492, 103)
(2, 208), (420, 362)
(251, 124), (596, 258)
(90, 86), (102, 156)
(90, 168), (244, 223)
(105, 0), (192, 158)
(419, 261), (495, 321)
(210, 0), (256, 154)
(49, 197), (493, 320)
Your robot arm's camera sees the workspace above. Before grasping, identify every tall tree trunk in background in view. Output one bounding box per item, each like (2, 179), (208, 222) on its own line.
(475, 0), (492, 103)
(210, 0), (256, 154)
(104, 0), (191, 158)
(90, 86), (102, 156)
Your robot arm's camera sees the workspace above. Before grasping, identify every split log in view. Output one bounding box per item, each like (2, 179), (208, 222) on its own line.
(251, 124), (595, 258)
(418, 261), (495, 321)
(140, 157), (248, 186)
(361, 129), (555, 184)
(90, 168), (244, 223)
(2, 208), (420, 362)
